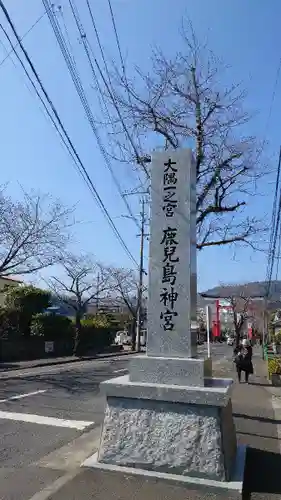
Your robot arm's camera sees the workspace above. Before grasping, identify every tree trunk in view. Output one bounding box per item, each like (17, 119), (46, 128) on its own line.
(74, 312), (82, 355)
(131, 317), (137, 351)
(235, 327), (240, 347)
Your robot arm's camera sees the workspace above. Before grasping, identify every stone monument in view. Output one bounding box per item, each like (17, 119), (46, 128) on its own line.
(84, 149), (246, 494)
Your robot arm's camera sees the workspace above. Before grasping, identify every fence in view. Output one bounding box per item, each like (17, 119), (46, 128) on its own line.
(0, 333), (122, 362)
(0, 338), (74, 362)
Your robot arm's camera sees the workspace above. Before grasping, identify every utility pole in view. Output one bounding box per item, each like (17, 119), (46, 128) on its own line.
(262, 303), (266, 358)
(123, 156), (151, 351)
(96, 272), (100, 314)
(136, 197), (145, 352)
(122, 186), (149, 352)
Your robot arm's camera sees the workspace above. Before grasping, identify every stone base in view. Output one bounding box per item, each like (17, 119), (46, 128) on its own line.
(129, 355), (212, 386)
(83, 445), (246, 497)
(96, 375), (237, 483)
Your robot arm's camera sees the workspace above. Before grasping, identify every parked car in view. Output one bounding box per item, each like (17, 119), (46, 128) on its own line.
(115, 331), (130, 346)
(123, 334), (132, 345)
(140, 329), (147, 347)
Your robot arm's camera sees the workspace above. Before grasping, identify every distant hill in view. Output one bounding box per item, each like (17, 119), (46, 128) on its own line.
(199, 281), (281, 310)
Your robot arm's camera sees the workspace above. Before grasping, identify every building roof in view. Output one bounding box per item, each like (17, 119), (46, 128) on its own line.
(0, 276), (23, 283)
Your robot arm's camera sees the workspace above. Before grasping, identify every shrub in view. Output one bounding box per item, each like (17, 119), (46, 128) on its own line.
(30, 313), (75, 341)
(0, 307), (22, 339)
(77, 323), (115, 354)
(268, 357), (281, 376)
(275, 332), (281, 345)
(5, 285), (51, 314)
(82, 314), (116, 329)
(4, 285), (51, 337)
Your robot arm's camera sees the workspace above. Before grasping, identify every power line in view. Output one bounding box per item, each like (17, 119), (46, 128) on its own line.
(107, 0), (126, 79)
(85, 0), (112, 86)
(85, 0), (149, 181)
(79, 12), (191, 231)
(60, 0), (141, 230)
(266, 147), (281, 280)
(263, 59), (281, 142)
(0, 0), (138, 267)
(258, 58), (281, 162)
(106, 0), (145, 180)
(43, 0), (140, 231)
(275, 223), (281, 287)
(265, 147), (281, 297)
(0, 10), (46, 68)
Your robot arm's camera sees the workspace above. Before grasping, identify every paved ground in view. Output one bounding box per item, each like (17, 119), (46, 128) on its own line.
(0, 355), (133, 500)
(46, 349), (281, 500)
(0, 343), (270, 500)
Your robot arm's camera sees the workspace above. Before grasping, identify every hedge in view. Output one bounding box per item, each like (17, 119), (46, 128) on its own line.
(76, 324), (116, 354)
(30, 313), (75, 340)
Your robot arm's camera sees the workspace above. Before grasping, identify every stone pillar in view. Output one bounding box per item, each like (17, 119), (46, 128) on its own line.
(129, 149), (211, 387)
(147, 149), (197, 359)
(85, 149), (245, 495)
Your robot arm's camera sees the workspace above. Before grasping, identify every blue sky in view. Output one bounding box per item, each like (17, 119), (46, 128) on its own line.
(0, 0), (280, 291)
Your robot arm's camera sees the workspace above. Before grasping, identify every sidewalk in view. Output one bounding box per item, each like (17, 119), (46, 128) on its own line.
(0, 348), (135, 372)
(38, 350), (281, 500)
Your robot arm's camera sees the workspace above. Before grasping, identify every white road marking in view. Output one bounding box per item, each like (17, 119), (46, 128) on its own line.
(0, 410), (94, 430)
(113, 368), (127, 373)
(26, 470), (78, 500)
(0, 389), (47, 403)
(36, 426), (102, 471)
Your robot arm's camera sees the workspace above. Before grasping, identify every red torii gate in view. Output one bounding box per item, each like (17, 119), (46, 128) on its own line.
(212, 299), (256, 338)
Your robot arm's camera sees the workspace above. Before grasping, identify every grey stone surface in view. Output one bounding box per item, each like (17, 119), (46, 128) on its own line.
(129, 355), (212, 386)
(220, 400), (237, 481)
(100, 374), (233, 407)
(147, 149), (197, 359)
(83, 449), (246, 498)
(98, 396), (230, 481)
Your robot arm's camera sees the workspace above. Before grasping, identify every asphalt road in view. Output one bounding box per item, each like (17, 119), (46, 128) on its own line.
(0, 344), (233, 500)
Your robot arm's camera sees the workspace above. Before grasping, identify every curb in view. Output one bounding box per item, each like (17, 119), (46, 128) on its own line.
(0, 350), (137, 372)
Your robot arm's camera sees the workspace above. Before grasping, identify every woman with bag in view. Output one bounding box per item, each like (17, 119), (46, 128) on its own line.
(233, 338), (253, 383)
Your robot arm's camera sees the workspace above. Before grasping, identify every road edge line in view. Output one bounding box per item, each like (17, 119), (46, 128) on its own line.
(26, 470), (80, 500)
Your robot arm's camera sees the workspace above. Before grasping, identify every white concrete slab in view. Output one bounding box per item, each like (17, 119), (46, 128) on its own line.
(82, 445), (246, 496)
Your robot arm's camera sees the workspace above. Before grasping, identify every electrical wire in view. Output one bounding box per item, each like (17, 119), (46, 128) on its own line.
(107, 0), (124, 74)
(107, 0), (134, 112)
(259, 58), (281, 160)
(43, 0), (141, 231)
(85, 0), (147, 192)
(266, 147), (281, 280)
(265, 147), (281, 297)
(85, 0), (149, 180)
(105, 0), (146, 187)
(274, 223), (281, 290)
(57, 0), (141, 230)
(0, 0), (138, 267)
(85, 0), (112, 87)
(70, 3), (193, 237)
(0, 10), (46, 68)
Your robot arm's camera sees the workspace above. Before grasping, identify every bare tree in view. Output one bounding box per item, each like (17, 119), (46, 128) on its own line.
(213, 285), (264, 346)
(0, 188), (74, 277)
(103, 23), (266, 250)
(50, 254), (110, 354)
(228, 295), (251, 347)
(107, 267), (140, 350)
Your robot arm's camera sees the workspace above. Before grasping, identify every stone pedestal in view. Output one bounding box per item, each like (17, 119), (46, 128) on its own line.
(95, 359), (237, 483)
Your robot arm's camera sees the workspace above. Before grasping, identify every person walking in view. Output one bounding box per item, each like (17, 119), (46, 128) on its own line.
(233, 338), (254, 383)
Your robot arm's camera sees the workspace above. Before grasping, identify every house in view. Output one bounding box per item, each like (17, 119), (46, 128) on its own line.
(0, 276), (22, 306)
